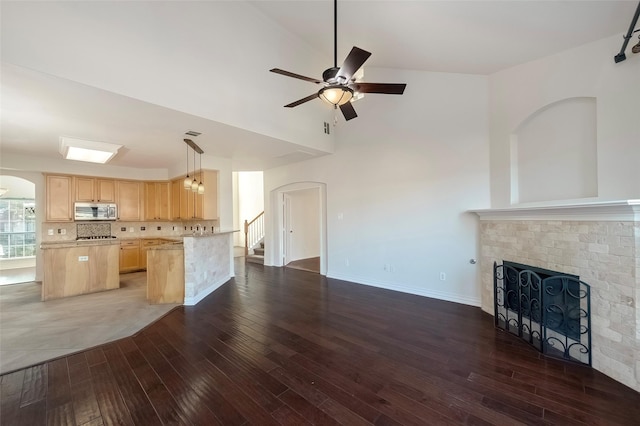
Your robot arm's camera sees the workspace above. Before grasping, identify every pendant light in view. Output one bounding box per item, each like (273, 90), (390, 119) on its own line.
(197, 152), (205, 194)
(183, 143), (191, 189)
(190, 148), (198, 192)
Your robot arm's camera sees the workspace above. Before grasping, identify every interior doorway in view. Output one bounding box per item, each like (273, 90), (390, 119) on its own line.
(270, 182), (327, 275)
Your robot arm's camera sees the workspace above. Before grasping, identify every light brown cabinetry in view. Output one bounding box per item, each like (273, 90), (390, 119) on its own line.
(147, 246), (184, 304)
(144, 182), (170, 220)
(169, 170), (218, 220)
(119, 239), (140, 272)
(45, 175), (74, 222)
(140, 238), (168, 268)
(75, 177), (115, 202)
(42, 243), (120, 301)
(116, 181), (143, 221)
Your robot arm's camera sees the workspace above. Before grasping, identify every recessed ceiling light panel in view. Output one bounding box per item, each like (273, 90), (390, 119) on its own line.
(59, 137), (123, 164)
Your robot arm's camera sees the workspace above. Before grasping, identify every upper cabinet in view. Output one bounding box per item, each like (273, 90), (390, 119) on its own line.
(116, 180), (143, 221)
(144, 181), (170, 221)
(45, 174), (74, 222)
(44, 172), (218, 222)
(169, 170), (218, 220)
(74, 177), (116, 203)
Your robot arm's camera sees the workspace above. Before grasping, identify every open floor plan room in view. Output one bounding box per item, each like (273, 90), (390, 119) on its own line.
(1, 260), (639, 425)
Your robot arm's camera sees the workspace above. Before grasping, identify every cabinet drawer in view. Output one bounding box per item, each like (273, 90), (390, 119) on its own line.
(120, 240), (139, 247)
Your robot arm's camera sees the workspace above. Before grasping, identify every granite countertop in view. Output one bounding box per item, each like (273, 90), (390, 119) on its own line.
(147, 242), (184, 250)
(40, 240), (121, 249)
(181, 229), (239, 238)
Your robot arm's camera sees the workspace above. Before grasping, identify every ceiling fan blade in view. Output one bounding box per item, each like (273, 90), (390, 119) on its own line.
(350, 82), (406, 95)
(284, 93), (318, 108)
(339, 102), (358, 121)
(336, 47), (371, 82)
(270, 68), (322, 84)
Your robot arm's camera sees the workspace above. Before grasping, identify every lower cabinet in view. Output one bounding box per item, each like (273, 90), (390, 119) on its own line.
(119, 240), (140, 273)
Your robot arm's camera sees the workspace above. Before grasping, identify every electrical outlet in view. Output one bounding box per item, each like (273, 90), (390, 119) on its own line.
(47, 229), (54, 236)
(140, 226), (146, 231)
(61, 229), (66, 235)
(345, 258), (350, 267)
(157, 226), (161, 231)
(440, 272), (446, 281)
(129, 227), (134, 232)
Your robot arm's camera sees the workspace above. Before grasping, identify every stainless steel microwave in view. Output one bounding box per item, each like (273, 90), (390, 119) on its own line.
(74, 202), (117, 221)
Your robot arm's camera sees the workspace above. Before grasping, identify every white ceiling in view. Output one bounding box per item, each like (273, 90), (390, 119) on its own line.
(1, 1), (637, 172)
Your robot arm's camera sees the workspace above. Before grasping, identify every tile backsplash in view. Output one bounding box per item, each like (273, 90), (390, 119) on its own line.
(42, 219), (219, 242)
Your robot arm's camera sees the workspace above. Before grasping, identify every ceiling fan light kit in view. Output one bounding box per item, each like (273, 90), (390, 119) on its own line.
(319, 86), (353, 106)
(270, 0), (406, 121)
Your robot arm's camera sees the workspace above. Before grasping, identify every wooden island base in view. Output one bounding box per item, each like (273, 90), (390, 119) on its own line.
(146, 245), (184, 304)
(41, 242), (120, 301)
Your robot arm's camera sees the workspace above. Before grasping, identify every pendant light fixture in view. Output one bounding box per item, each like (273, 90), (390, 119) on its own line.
(197, 152), (205, 194)
(183, 138), (205, 195)
(191, 148), (198, 192)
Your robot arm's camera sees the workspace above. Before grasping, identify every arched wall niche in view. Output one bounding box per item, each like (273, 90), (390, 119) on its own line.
(509, 97), (598, 204)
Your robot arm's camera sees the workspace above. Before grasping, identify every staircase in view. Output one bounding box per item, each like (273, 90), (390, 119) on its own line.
(246, 241), (264, 265)
(245, 211), (265, 265)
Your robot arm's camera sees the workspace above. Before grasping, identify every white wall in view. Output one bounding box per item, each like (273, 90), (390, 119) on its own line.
(515, 97), (598, 203)
(265, 67), (490, 306)
(1, 1), (334, 153)
(0, 175), (35, 199)
(489, 34), (640, 208)
(232, 171), (265, 247)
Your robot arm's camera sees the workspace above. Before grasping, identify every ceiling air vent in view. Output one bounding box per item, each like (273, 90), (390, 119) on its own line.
(185, 130), (201, 137)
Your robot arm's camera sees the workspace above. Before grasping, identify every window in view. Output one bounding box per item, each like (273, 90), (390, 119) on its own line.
(0, 199), (36, 259)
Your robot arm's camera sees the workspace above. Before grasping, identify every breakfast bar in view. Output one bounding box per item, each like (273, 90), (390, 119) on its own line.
(146, 230), (235, 305)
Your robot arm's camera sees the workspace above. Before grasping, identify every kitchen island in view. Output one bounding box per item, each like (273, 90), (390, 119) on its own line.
(40, 240), (120, 301)
(147, 230), (236, 305)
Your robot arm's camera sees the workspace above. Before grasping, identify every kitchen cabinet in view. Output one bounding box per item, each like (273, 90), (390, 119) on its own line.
(45, 174), (74, 222)
(75, 177), (115, 203)
(169, 170), (218, 220)
(144, 182), (170, 220)
(119, 239), (140, 272)
(147, 245), (184, 304)
(116, 180), (143, 221)
(140, 238), (166, 268)
(42, 241), (120, 300)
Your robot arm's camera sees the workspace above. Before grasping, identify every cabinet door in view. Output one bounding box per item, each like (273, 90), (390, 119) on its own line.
(144, 182), (157, 220)
(156, 182), (171, 220)
(46, 175), (73, 221)
(96, 179), (116, 202)
(170, 179), (182, 220)
(117, 181), (142, 221)
(119, 242), (140, 272)
(75, 177), (95, 202)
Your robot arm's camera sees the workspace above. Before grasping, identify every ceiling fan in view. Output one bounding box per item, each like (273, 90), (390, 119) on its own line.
(269, 0), (406, 121)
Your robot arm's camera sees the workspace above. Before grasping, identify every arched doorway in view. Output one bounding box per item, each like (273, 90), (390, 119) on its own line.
(0, 175), (37, 285)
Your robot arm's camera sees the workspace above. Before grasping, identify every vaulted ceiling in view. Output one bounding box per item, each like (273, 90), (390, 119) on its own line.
(1, 1), (636, 172)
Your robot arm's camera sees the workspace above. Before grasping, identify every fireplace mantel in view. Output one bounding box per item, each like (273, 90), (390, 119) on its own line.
(470, 199), (640, 221)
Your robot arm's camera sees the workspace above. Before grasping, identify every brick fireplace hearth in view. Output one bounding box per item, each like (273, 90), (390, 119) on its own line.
(473, 200), (640, 392)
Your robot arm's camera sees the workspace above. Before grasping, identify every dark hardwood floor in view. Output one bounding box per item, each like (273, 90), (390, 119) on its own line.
(2, 259), (639, 425)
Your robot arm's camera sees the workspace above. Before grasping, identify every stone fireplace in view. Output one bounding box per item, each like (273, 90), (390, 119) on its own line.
(473, 200), (640, 392)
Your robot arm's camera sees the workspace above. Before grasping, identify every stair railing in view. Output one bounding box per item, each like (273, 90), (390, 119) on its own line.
(244, 211), (264, 256)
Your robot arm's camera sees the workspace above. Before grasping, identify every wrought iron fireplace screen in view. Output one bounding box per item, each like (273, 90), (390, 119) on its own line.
(494, 261), (592, 366)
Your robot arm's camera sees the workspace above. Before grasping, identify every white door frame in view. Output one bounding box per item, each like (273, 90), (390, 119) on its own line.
(269, 182), (327, 275)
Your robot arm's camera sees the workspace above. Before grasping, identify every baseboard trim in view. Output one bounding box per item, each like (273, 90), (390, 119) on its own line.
(183, 274), (230, 306)
(326, 273), (481, 307)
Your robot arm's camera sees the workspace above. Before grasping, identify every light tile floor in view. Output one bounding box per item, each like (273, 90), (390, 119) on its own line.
(0, 266), (36, 286)
(0, 271), (179, 374)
